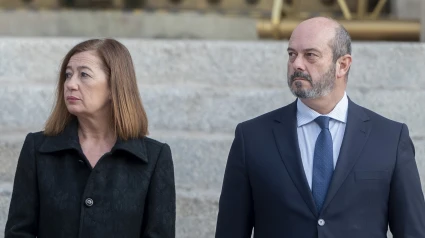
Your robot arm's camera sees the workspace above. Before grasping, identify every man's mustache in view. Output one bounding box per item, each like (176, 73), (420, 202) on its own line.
(290, 71), (313, 84)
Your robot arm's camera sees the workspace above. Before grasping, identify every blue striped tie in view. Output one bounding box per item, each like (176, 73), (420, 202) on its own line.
(312, 116), (334, 213)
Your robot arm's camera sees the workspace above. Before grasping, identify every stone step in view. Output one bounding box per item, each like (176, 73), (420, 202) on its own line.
(1, 134), (425, 193)
(1, 39), (425, 89)
(0, 183), (219, 238)
(0, 133), (233, 190)
(1, 85), (425, 137)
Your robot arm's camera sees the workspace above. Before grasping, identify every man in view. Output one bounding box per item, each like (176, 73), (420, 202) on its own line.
(215, 17), (425, 238)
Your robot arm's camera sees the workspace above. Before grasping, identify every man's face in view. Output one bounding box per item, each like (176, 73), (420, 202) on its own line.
(287, 23), (336, 99)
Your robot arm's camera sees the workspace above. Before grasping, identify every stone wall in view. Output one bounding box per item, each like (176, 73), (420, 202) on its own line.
(1, 38), (424, 237)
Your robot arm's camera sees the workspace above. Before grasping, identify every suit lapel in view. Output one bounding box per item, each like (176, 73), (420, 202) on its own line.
(272, 100), (318, 217)
(321, 99), (371, 212)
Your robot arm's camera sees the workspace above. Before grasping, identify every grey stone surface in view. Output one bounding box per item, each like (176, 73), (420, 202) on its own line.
(2, 40), (425, 88)
(176, 189), (219, 238)
(0, 140), (21, 183)
(2, 85), (425, 138)
(0, 182), (13, 237)
(0, 85), (287, 133)
(1, 39), (425, 238)
(155, 135), (233, 191)
(349, 43), (425, 88)
(0, 10), (257, 40)
(0, 39), (286, 86)
(0, 194), (11, 237)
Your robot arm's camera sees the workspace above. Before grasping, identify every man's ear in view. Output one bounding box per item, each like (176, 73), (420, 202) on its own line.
(336, 54), (352, 78)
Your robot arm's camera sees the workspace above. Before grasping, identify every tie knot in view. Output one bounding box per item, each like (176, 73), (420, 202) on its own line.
(315, 116), (330, 129)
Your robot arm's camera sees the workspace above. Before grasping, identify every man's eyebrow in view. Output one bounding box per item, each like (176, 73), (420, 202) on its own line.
(287, 47), (321, 53)
(303, 48), (321, 53)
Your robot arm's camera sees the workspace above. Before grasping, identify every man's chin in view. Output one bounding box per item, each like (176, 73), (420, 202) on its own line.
(290, 89), (306, 98)
(293, 80), (303, 86)
(290, 88), (318, 99)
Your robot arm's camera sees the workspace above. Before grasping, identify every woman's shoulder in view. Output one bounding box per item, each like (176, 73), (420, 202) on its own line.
(142, 136), (172, 156)
(22, 131), (48, 145)
(143, 136), (170, 150)
(16, 131), (50, 156)
(22, 130), (74, 154)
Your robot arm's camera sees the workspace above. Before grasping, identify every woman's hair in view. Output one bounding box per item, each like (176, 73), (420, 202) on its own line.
(44, 39), (148, 140)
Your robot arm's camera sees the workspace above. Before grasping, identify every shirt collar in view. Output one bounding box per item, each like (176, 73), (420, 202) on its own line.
(296, 92), (348, 127)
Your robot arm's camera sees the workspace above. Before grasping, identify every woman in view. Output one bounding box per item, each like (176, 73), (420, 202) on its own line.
(5, 39), (176, 238)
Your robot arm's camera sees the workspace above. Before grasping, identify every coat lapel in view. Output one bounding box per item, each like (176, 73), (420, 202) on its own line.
(321, 99), (371, 212)
(272, 100), (318, 217)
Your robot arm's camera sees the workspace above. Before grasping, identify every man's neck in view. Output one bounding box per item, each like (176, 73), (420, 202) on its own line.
(299, 90), (345, 115)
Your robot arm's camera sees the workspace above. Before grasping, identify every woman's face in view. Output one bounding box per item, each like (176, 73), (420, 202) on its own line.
(64, 50), (111, 118)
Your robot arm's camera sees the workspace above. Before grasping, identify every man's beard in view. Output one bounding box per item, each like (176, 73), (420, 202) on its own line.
(287, 65), (336, 99)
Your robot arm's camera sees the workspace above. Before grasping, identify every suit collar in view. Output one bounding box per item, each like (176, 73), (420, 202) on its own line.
(273, 97), (371, 217)
(321, 98), (371, 213)
(273, 100), (319, 217)
(39, 118), (148, 163)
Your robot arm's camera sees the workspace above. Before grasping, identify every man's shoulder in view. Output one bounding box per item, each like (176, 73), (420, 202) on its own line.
(351, 100), (404, 129)
(238, 101), (296, 129)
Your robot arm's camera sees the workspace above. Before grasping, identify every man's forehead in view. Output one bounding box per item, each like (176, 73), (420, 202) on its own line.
(288, 29), (333, 52)
(288, 38), (329, 52)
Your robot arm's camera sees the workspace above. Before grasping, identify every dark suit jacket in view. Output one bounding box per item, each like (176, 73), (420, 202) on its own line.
(215, 98), (425, 238)
(5, 119), (176, 238)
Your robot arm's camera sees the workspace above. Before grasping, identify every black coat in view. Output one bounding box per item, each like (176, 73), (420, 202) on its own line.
(5, 120), (176, 238)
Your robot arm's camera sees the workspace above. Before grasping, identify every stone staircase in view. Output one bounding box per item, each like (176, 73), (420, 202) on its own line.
(1, 38), (424, 237)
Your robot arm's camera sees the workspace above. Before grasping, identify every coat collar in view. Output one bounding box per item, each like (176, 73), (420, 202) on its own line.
(38, 119), (148, 163)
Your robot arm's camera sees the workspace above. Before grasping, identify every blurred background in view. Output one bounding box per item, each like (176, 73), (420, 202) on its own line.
(0, 0), (422, 40)
(1, 1), (425, 238)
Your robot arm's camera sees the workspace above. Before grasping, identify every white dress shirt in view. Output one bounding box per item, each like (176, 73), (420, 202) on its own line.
(296, 92), (349, 190)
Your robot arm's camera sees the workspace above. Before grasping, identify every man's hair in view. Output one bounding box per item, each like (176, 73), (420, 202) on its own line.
(330, 24), (352, 63)
(329, 23), (352, 79)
